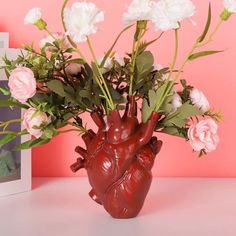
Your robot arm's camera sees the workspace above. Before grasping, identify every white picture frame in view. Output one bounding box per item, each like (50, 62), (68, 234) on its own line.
(0, 33), (9, 49)
(0, 34), (31, 197)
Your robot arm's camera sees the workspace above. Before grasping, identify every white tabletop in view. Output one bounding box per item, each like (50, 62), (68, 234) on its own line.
(0, 177), (236, 236)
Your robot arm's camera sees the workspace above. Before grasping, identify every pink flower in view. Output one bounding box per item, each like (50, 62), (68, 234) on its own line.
(65, 63), (82, 75)
(190, 88), (210, 113)
(188, 119), (220, 153)
(23, 108), (51, 139)
(39, 32), (70, 50)
(8, 67), (36, 103)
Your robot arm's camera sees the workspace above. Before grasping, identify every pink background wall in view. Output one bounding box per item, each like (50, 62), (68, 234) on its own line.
(1, 0), (235, 177)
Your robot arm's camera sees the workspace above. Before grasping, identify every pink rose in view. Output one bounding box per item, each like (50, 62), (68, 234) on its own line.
(189, 88), (210, 113)
(65, 63), (82, 75)
(8, 67), (37, 103)
(188, 118), (220, 153)
(23, 108), (51, 138)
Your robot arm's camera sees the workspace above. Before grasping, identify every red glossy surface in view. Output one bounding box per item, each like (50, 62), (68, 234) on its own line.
(71, 97), (162, 218)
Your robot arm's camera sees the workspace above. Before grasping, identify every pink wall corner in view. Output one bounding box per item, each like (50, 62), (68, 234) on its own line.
(1, 0), (236, 177)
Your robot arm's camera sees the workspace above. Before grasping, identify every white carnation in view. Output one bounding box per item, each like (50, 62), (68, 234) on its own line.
(151, 0), (196, 31)
(171, 92), (182, 112)
(64, 2), (104, 42)
(98, 54), (125, 74)
(152, 64), (168, 80)
(123, 0), (155, 25)
(224, 0), (236, 13)
(190, 88), (210, 113)
(24, 8), (42, 25)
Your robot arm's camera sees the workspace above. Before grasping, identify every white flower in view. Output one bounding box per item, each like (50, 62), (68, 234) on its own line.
(24, 8), (42, 25)
(151, 0), (196, 31)
(152, 64), (168, 80)
(97, 57), (113, 74)
(171, 92), (182, 112)
(123, 0), (155, 25)
(98, 54), (125, 74)
(224, 0), (236, 13)
(115, 54), (125, 67)
(64, 2), (104, 42)
(190, 88), (210, 113)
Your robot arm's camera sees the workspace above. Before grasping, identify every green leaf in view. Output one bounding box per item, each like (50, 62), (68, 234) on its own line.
(138, 36), (164, 54)
(142, 90), (157, 123)
(13, 138), (51, 151)
(0, 87), (10, 96)
(142, 82), (171, 123)
(91, 62), (100, 78)
(158, 95), (173, 114)
(188, 50), (223, 61)
(0, 151), (16, 176)
(136, 51), (154, 75)
(42, 128), (58, 139)
(0, 134), (16, 149)
(0, 99), (28, 109)
(162, 102), (203, 128)
(79, 90), (91, 99)
(161, 127), (186, 138)
(64, 58), (84, 65)
(198, 3), (211, 43)
(47, 80), (65, 97)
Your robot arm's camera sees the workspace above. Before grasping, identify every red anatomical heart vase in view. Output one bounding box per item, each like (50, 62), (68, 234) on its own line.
(71, 96), (162, 218)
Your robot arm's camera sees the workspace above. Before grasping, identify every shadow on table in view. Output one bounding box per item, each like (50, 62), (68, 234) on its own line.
(141, 178), (200, 216)
(32, 178), (56, 190)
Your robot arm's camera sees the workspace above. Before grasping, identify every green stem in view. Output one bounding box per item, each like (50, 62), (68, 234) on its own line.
(155, 29), (179, 111)
(60, 0), (87, 64)
(0, 119), (22, 131)
(58, 128), (86, 134)
(100, 24), (134, 68)
(167, 29), (179, 81)
(87, 37), (115, 110)
(174, 19), (223, 82)
(45, 28), (57, 41)
(66, 122), (88, 133)
(155, 19), (224, 113)
(0, 130), (27, 136)
(129, 24), (145, 95)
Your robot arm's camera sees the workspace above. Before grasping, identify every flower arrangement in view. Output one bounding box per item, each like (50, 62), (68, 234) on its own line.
(0, 0), (234, 218)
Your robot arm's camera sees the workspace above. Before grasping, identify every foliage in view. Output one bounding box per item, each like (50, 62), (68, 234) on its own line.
(0, 1), (225, 154)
